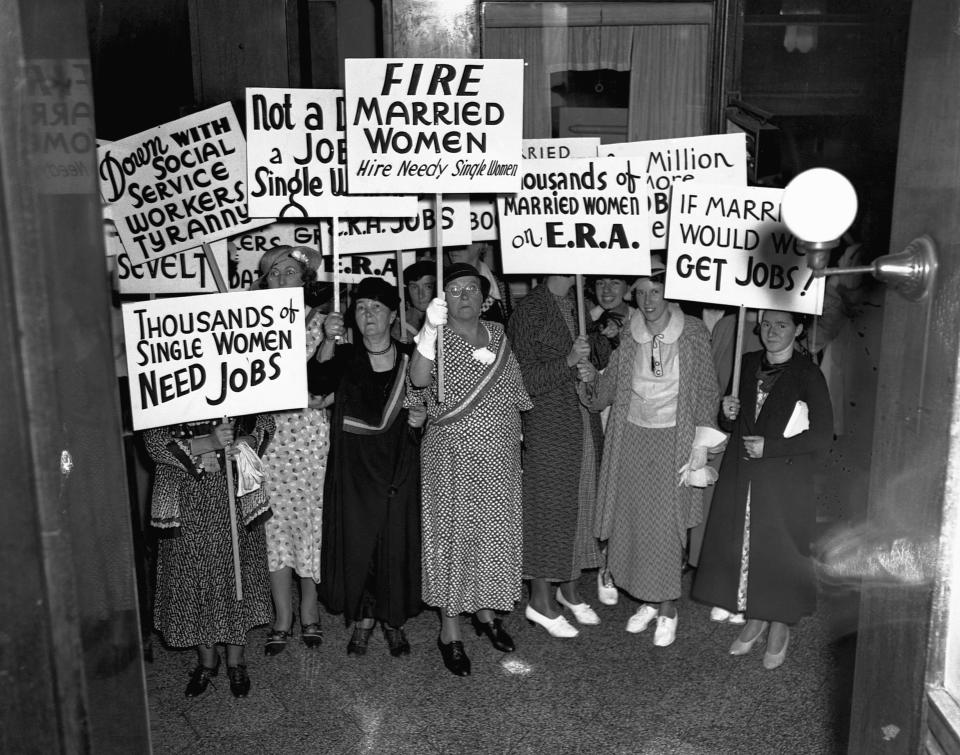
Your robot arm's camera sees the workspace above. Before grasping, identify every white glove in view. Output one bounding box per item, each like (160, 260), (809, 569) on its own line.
(415, 298), (448, 360)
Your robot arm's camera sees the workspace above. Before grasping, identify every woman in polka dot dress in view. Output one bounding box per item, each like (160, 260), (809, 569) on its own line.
(408, 263), (532, 676)
(255, 246), (331, 655)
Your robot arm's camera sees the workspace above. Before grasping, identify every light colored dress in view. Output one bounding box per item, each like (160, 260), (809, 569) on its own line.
(262, 312), (329, 581)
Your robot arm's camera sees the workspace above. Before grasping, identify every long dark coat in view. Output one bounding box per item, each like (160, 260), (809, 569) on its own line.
(307, 342), (422, 627)
(507, 283), (609, 579)
(692, 350), (833, 624)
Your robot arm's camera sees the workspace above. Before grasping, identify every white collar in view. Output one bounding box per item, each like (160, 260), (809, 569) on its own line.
(629, 303), (684, 344)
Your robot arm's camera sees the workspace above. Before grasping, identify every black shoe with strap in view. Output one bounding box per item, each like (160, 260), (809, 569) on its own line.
(227, 664), (250, 697)
(184, 657), (220, 697)
(437, 637), (471, 676)
(471, 616), (515, 652)
(383, 625), (411, 657)
(347, 624), (374, 656)
(301, 622), (323, 649)
(265, 626), (293, 657)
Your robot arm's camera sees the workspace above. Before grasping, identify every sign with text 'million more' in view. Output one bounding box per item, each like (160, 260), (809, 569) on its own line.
(497, 156), (650, 276)
(122, 288), (308, 430)
(601, 133), (747, 251)
(345, 58), (524, 194)
(245, 88), (417, 219)
(98, 102), (267, 266)
(666, 184), (825, 315)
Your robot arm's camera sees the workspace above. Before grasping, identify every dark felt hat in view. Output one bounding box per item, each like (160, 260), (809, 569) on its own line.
(354, 276), (400, 311)
(403, 259), (437, 283)
(443, 262), (490, 299)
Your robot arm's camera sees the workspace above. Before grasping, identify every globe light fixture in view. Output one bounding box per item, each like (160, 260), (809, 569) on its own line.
(782, 168), (938, 301)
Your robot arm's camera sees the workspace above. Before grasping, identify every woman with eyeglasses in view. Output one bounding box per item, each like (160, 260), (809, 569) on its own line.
(408, 262), (532, 676)
(693, 310), (833, 669)
(254, 246), (330, 656)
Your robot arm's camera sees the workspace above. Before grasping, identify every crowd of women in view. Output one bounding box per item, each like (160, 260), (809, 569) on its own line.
(145, 242), (833, 696)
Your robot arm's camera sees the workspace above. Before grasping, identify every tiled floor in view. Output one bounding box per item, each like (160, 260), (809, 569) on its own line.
(146, 572), (855, 754)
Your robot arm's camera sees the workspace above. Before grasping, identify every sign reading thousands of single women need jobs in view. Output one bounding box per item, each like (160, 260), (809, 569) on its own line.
(497, 156), (650, 276)
(121, 288), (308, 430)
(245, 88), (417, 219)
(98, 103), (268, 266)
(666, 184), (826, 316)
(601, 133), (747, 252)
(344, 58), (524, 194)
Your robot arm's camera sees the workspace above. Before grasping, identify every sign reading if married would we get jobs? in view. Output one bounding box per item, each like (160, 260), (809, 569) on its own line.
(345, 58), (524, 194)
(497, 156), (650, 276)
(245, 88), (417, 219)
(99, 103), (267, 266)
(666, 184), (826, 315)
(122, 288), (308, 430)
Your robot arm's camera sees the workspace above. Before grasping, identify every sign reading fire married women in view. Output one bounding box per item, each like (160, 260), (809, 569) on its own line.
(98, 103), (265, 266)
(345, 58), (524, 194)
(122, 288), (308, 430)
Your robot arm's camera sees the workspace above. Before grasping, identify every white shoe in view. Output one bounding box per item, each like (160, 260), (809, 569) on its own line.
(525, 604), (579, 638)
(556, 588), (600, 625)
(728, 612), (746, 625)
(625, 604), (658, 634)
(597, 569), (618, 605)
(710, 606), (745, 624)
(653, 614), (678, 647)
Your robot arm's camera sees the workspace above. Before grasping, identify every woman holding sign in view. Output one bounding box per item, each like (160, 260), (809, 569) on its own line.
(580, 259), (720, 648)
(692, 310), (833, 669)
(308, 277), (424, 658)
(255, 246), (329, 656)
(408, 262), (532, 676)
(445, 242), (512, 325)
(146, 415), (274, 698)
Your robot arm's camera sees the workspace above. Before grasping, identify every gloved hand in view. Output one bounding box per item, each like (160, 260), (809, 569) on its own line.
(415, 298), (448, 360)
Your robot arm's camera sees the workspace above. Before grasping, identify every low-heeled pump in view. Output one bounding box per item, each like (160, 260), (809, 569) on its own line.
(763, 629), (790, 669)
(437, 637), (471, 676)
(729, 621), (769, 656)
(472, 616), (515, 652)
(525, 604), (579, 638)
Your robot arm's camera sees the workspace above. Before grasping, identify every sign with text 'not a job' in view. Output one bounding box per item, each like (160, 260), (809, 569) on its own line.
(99, 103), (266, 266)
(228, 223), (415, 290)
(666, 184), (825, 315)
(497, 157), (650, 276)
(245, 88), (417, 219)
(345, 58), (524, 194)
(601, 133), (747, 251)
(122, 288), (308, 430)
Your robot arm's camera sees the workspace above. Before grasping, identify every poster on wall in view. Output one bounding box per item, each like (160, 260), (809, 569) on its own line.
(229, 223), (416, 289)
(116, 241), (228, 296)
(345, 58), (524, 194)
(601, 133), (748, 250)
(98, 103), (268, 266)
(245, 88), (417, 219)
(122, 288), (308, 430)
(666, 184), (825, 315)
(497, 156), (650, 276)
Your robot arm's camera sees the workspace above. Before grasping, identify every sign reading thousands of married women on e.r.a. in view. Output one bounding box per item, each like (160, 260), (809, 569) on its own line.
(497, 157), (650, 276)
(121, 288), (308, 430)
(666, 184), (826, 316)
(98, 103), (267, 266)
(601, 133), (747, 251)
(344, 58), (524, 194)
(245, 88), (417, 219)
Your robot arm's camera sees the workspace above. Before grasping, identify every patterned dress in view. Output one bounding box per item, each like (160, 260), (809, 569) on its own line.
(262, 313), (329, 581)
(146, 416), (274, 647)
(407, 322), (533, 616)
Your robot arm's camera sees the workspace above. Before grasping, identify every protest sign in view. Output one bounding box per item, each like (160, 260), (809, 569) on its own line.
(666, 184), (825, 315)
(122, 288), (308, 430)
(469, 198), (499, 243)
(327, 195), (470, 255)
(245, 88), (416, 219)
(497, 157), (650, 276)
(228, 222), (415, 289)
(117, 241), (228, 296)
(601, 133), (747, 250)
(522, 137), (600, 160)
(345, 58), (524, 194)
(98, 103), (267, 266)
(25, 59), (95, 194)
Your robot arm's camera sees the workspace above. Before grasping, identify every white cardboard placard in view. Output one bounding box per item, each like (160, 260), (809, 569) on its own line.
(345, 58), (524, 194)
(522, 137), (600, 159)
(469, 198), (499, 243)
(122, 288), (308, 430)
(245, 88), (417, 219)
(117, 241), (228, 296)
(497, 157), (650, 276)
(666, 184), (825, 315)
